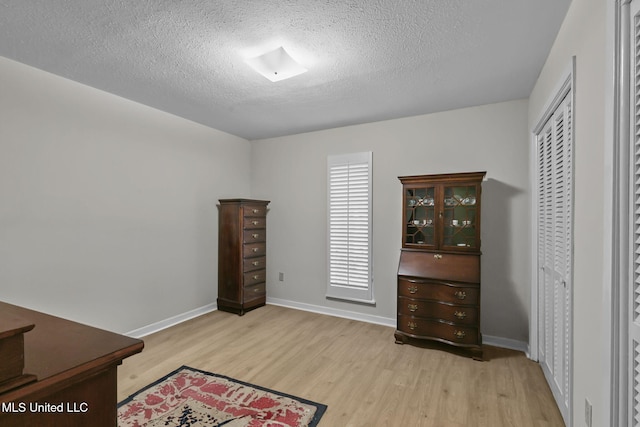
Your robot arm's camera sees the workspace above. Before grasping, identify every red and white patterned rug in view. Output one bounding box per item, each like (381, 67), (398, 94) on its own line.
(118, 366), (326, 427)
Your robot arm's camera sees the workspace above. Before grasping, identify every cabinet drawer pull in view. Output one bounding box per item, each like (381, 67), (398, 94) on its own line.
(253, 275), (260, 280)
(254, 287), (261, 293)
(407, 304), (418, 312)
(433, 254), (443, 259)
(454, 330), (466, 339)
(454, 311), (467, 320)
(252, 261), (260, 266)
(252, 247), (259, 253)
(408, 322), (417, 331)
(252, 220), (259, 225)
(252, 233), (259, 239)
(454, 291), (466, 300)
(408, 285), (418, 294)
(252, 209), (260, 214)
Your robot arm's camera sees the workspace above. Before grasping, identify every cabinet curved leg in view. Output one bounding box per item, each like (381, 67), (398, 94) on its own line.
(471, 347), (484, 361)
(394, 330), (407, 344)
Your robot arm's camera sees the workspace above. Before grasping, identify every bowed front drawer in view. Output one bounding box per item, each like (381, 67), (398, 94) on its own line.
(397, 297), (479, 325)
(397, 279), (479, 304)
(397, 314), (480, 346)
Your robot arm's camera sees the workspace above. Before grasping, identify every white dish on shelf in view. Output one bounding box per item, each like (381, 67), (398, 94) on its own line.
(461, 197), (476, 206)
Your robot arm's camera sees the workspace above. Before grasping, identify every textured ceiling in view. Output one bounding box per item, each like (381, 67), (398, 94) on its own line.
(0, 1), (571, 140)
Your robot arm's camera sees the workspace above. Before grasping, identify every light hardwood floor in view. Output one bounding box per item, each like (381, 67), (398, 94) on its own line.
(117, 304), (564, 426)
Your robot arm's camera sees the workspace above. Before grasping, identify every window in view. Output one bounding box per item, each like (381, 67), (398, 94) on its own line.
(327, 152), (373, 303)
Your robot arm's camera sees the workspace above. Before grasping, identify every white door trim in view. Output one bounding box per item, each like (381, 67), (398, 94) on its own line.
(607, 1), (634, 425)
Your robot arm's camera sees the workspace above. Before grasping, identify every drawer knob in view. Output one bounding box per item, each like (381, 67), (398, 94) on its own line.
(253, 275), (260, 280)
(252, 248), (259, 253)
(252, 220), (259, 225)
(408, 322), (417, 331)
(254, 287), (261, 293)
(252, 233), (259, 239)
(434, 254), (443, 259)
(454, 291), (466, 300)
(454, 311), (467, 320)
(252, 261), (260, 266)
(408, 285), (418, 294)
(407, 304), (418, 312)
(454, 330), (466, 339)
(252, 209), (260, 214)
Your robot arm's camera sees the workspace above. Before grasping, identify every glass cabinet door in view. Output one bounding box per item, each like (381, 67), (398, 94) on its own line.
(404, 186), (436, 247)
(442, 184), (479, 250)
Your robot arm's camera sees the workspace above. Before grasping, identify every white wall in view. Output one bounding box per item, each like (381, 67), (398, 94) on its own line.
(0, 53), (533, 347)
(528, 0), (606, 424)
(251, 99), (531, 343)
(0, 56), (251, 333)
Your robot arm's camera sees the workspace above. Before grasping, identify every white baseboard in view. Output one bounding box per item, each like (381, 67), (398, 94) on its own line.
(482, 334), (530, 355)
(268, 297), (530, 354)
(124, 298), (530, 356)
(125, 302), (217, 338)
(267, 297), (396, 328)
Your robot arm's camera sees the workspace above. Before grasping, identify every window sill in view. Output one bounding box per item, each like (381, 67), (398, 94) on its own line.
(325, 294), (376, 306)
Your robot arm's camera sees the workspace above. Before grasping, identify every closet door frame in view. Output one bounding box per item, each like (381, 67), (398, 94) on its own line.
(530, 57), (575, 427)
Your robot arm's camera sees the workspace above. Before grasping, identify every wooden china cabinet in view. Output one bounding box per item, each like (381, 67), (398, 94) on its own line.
(394, 172), (485, 360)
(217, 199), (269, 315)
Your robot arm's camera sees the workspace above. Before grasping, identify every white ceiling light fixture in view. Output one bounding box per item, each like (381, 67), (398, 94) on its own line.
(245, 46), (308, 82)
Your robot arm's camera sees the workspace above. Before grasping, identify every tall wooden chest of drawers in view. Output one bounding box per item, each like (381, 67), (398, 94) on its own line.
(394, 172), (485, 360)
(217, 199), (269, 315)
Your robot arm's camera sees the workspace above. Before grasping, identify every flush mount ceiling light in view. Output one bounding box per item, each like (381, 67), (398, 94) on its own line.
(245, 46), (307, 82)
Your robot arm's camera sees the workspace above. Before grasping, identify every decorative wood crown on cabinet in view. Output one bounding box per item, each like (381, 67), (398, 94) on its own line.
(394, 172), (485, 360)
(217, 199), (270, 316)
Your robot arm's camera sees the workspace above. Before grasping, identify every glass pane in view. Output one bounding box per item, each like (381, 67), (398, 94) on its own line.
(442, 185), (477, 248)
(405, 187), (435, 246)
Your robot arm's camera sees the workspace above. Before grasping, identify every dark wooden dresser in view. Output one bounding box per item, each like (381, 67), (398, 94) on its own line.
(0, 301), (143, 426)
(394, 172), (485, 360)
(217, 199), (270, 315)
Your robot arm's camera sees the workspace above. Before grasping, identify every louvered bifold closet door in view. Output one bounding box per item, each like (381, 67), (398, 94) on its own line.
(556, 95), (573, 415)
(536, 93), (573, 425)
(629, 4), (640, 424)
(538, 127), (553, 371)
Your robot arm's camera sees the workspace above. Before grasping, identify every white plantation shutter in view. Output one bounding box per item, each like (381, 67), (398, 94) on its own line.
(327, 152), (373, 303)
